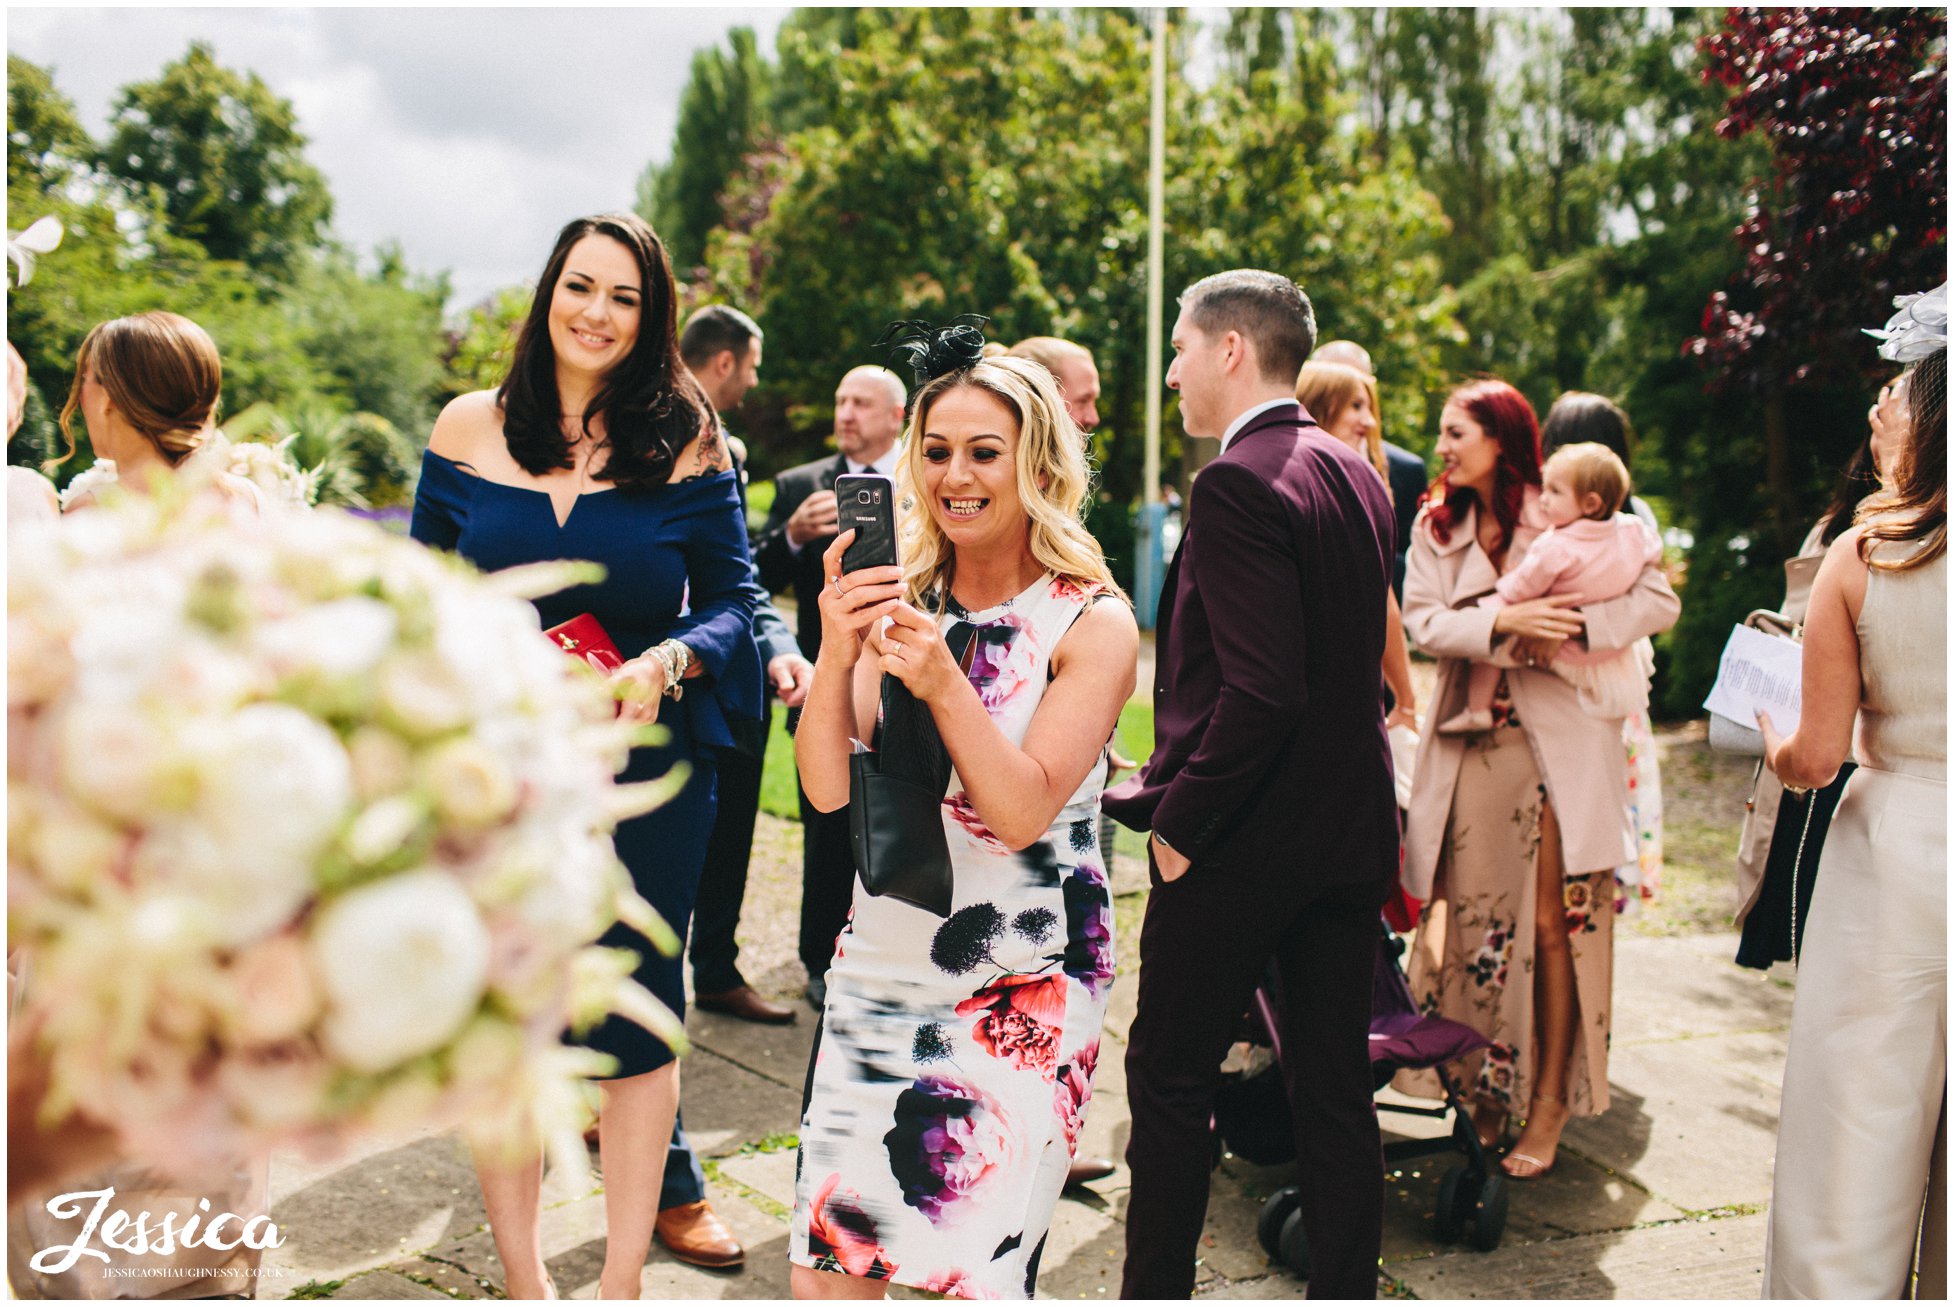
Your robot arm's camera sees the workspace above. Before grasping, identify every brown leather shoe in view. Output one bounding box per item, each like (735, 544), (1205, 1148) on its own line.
(655, 1199), (744, 1269)
(695, 984), (798, 1025)
(1065, 1156), (1117, 1188)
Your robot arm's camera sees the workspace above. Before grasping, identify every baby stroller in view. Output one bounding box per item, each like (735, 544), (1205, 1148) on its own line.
(1211, 919), (1508, 1278)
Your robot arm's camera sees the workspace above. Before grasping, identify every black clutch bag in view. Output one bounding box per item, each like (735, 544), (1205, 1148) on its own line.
(848, 666), (958, 918)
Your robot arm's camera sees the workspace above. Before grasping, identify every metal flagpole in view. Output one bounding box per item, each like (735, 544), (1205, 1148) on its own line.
(1135, 6), (1168, 629)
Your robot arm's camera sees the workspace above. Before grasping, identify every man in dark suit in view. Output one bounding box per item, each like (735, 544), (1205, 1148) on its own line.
(1104, 271), (1400, 1299)
(679, 306), (811, 1026)
(752, 364), (906, 1007)
(1314, 338), (1427, 601)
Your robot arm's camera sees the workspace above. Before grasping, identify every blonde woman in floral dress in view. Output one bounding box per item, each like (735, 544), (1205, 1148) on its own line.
(789, 340), (1137, 1300)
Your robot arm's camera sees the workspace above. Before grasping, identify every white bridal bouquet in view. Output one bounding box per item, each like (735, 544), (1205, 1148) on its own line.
(58, 430), (320, 512)
(8, 484), (683, 1176)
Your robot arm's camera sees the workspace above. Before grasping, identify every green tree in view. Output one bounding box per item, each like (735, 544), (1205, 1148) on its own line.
(440, 285), (531, 400)
(282, 244), (450, 442)
(670, 9), (1455, 587)
(638, 26), (772, 274)
(99, 42), (332, 278)
(8, 54), (92, 194)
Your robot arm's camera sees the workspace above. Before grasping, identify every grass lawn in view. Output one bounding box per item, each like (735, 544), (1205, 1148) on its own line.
(758, 696), (1157, 821)
(745, 479), (775, 536)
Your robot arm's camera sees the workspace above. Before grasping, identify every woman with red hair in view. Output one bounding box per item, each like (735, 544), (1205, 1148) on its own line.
(1393, 380), (1679, 1179)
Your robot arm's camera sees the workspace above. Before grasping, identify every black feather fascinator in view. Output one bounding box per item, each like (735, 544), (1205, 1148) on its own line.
(875, 314), (990, 388)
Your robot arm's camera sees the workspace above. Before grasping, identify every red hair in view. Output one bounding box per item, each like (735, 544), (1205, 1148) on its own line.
(1423, 379), (1542, 554)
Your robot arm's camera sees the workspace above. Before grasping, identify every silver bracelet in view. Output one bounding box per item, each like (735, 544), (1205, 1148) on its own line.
(651, 640), (692, 700)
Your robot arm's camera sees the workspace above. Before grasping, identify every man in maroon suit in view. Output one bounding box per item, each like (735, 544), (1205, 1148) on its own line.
(1104, 270), (1399, 1299)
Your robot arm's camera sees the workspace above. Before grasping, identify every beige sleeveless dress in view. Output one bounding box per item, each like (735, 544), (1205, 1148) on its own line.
(1765, 539), (1946, 1299)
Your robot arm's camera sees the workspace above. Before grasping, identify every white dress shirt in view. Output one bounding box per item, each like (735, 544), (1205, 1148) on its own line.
(1218, 398), (1299, 454)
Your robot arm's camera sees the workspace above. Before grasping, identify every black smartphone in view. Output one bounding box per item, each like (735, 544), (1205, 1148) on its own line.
(835, 473), (898, 573)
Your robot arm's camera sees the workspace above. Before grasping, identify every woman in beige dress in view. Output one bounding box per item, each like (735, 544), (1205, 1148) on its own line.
(1757, 318), (1945, 1299)
(1733, 374), (1904, 947)
(1396, 379), (1679, 1179)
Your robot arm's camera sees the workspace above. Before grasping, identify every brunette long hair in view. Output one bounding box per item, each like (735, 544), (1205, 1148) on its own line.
(498, 212), (711, 490)
(1423, 379), (1542, 556)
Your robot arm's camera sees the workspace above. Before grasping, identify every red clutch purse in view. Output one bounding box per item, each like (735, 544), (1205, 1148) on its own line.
(544, 613), (625, 674)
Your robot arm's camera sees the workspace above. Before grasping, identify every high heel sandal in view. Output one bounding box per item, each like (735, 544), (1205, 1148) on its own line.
(1501, 1095), (1568, 1180)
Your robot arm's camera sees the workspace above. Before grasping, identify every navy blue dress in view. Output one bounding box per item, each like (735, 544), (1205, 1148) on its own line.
(412, 449), (761, 1076)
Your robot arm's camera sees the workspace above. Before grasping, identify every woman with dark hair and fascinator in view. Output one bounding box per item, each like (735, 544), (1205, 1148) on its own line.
(412, 212), (759, 1299)
(786, 321), (1137, 1300)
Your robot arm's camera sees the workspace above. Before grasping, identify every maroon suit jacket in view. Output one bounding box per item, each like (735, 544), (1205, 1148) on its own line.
(1103, 401), (1399, 896)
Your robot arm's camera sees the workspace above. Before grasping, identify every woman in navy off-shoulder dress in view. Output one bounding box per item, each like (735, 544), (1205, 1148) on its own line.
(410, 212), (758, 1301)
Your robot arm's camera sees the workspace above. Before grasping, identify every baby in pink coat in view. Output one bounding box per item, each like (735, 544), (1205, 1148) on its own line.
(1438, 442), (1661, 734)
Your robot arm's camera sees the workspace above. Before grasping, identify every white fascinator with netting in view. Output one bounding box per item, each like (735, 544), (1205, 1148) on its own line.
(1865, 281), (1948, 362)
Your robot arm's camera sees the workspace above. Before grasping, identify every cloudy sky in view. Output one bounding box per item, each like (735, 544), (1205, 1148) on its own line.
(9, 7), (787, 312)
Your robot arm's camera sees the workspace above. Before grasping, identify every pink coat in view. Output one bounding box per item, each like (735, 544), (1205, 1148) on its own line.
(1401, 488), (1680, 897)
(1482, 515), (1662, 665)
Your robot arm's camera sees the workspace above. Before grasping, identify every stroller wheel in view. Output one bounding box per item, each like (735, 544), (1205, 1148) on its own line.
(1257, 1186), (1302, 1258)
(1470, 1171), (1508, 1251)
(1434, 1164), (1477, 1243)
(1277, 1207), (1313, 1278)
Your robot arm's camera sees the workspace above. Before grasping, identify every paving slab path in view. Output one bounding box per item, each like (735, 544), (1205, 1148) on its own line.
(68, 724), (1784, 1301)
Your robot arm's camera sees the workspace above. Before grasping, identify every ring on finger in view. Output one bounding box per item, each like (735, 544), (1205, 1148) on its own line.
(830, 575), (844, 595)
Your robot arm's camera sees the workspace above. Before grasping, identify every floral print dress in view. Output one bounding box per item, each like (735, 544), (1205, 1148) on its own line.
(789, 575), (1116, 1300)
(1394, 674), (1615, 1119)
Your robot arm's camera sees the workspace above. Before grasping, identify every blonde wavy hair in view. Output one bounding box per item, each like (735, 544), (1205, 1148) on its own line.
(894, 356), (1126, 610)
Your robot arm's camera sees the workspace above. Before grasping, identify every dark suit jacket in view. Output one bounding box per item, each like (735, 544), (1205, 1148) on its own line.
(753, 453), (848, 659)
(720, 447), (801, 758)
(1103, 402), (1399, 895)
(1383, 440), (1428, 602)
(730, 447), (801, 672)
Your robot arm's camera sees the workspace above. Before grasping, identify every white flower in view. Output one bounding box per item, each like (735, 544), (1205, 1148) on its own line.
(206, 432), (318, 507)
(65, 570), (191, 702)
(255, 596), (398, 682)
(310, 870), (492, 1073)
(55, 702), (191, 824)
(424, 737), (518, 829)
(135, 704), (353, 943)
(377, 653), (473, 738)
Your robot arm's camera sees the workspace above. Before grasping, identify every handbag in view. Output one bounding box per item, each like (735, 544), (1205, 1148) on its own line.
(1707, 609), (1799, 756)
(544, 612), (625, 674)
(848, 670), (957, 918)
(1734, 762), (1856, 969)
